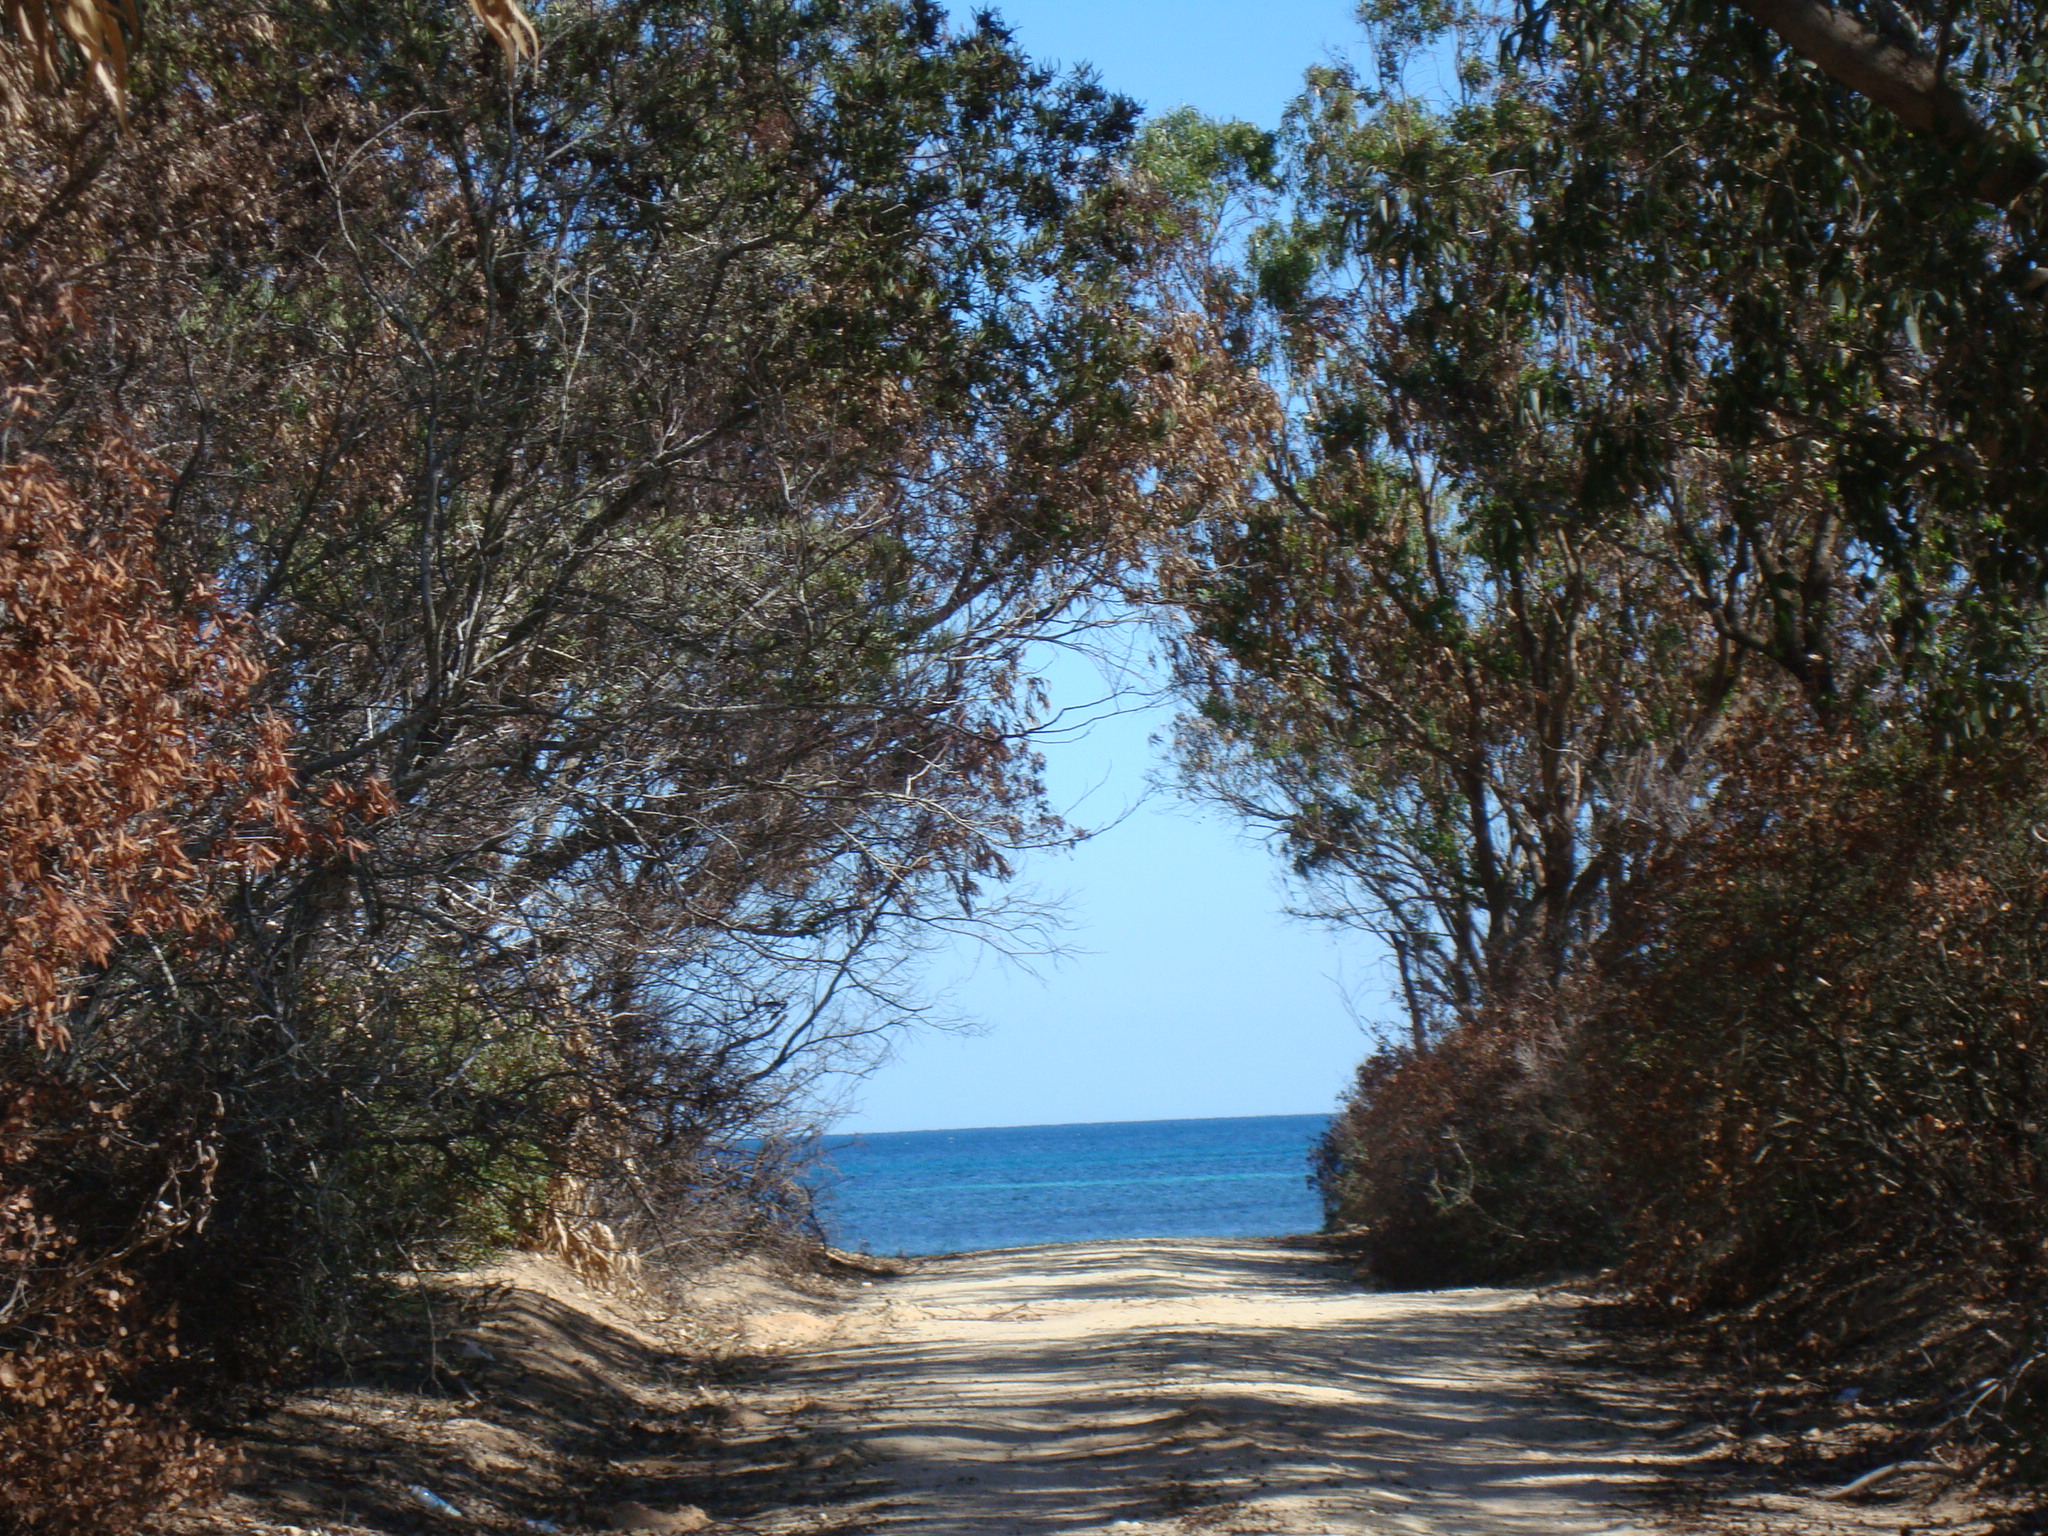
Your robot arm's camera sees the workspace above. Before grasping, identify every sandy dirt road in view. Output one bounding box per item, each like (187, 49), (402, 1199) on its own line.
(745, 1237), (1673, 1536)
(180, 1236), (1996, 1534)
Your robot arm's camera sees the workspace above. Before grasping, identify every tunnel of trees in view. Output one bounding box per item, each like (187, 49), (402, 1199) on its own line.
(4, 0), (2048, 1522)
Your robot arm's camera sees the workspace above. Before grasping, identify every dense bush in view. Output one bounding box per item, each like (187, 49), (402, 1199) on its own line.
(1581, 722), (2048, 1455)
(1315, 1010), (1615, 1288)
(0, 1075), (228, 1535)
(1313, 710), (2048, 1456)
(0, 294), (296, 1529)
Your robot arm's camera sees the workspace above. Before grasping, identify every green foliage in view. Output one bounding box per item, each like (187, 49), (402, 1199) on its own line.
(4, 0), (1259, 1431)
(1168, 0), (2048, 1023)
(1172, 11), (2048, 1450)
(1133, 107), (1279, 215)
(1218, 0), (2048, 727)
(1166, 51), (1757, 1039)
(1508, 0), (2048, 722)
(316, 961), (570, 1259)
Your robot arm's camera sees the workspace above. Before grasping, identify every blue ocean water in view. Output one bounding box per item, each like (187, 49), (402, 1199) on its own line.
(812, 1113), (1330, 1256)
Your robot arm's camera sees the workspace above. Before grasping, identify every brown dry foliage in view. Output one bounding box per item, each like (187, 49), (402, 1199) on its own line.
(0, 0), (133, 121)
(0, 0), (535, 123)
(0, 1078), (228, 1535)
(1578, 717), (2048, 1464)
(1315, 999), (1614, 1290)
(0, 292), (301, 1534)
(0, 298), (300, 1053)
(1322, 709), (2048, 1460)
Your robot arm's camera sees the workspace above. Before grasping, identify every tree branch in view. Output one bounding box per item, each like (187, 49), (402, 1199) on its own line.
(1732, 0), (2044, 204)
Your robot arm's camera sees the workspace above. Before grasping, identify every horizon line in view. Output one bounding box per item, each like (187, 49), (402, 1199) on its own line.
(824, 1108), (1334, 1139)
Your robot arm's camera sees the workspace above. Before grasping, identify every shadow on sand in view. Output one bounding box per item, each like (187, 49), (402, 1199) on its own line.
(760, 1237), (1664, 1536)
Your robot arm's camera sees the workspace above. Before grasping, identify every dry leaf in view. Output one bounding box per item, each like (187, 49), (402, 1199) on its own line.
(466, 0), (538, 66)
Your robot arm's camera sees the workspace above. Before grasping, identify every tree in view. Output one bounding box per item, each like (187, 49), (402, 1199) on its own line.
(1162, 3), (2048, 1332)
(1168, 0), (2048, 1043)
(1157, 64), (1816, 1047)
(1502, 0), (2048, 723)
(0, 0), (536, 119)
(1724, 0), (2042, 206)
(6, 0), (1257, 1361)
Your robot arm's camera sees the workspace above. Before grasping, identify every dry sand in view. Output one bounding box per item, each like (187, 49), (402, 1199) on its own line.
(180, 1236), (2000, 1535)
(743, 1237), (1992, 1536)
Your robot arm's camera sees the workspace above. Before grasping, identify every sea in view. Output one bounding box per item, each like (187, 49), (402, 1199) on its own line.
(811, 1112), (1331, 1257)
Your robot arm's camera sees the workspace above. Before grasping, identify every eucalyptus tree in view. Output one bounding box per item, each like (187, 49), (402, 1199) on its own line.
(1161, 0), (2048, 1053)
(1158, 82), (1771, 1048)
(1500, 0), (2048, 724)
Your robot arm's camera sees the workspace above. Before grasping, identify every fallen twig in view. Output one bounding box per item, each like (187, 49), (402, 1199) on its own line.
(1818, 1460), (1947, 1501)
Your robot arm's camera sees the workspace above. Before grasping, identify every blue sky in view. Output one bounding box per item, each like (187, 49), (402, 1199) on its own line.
(971, 0), (1365, 128)
(831, 0), (1389, 1135)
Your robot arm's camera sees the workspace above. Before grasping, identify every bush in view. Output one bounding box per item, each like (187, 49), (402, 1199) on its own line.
(0, 1072), (227, 1536)
(1579, 722), (2048, 1457)
(1316, 1003), (1617, 1288)
(0, 293), (292, 1532)
(1317, 710), (2048, 1462)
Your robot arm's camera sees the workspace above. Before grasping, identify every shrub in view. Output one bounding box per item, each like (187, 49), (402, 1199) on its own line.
(0, 1073), (227, 1535)
(1581, 720), (2048, 1459)
(1316, 1002), (1617, 1288)
(0, 296), (295, 1532)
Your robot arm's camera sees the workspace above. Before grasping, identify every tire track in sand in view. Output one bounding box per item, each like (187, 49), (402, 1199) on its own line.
(748, 1237), (1670, 1536)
